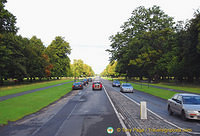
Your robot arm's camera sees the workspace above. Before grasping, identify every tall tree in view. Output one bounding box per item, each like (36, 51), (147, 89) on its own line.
(108, 6), (175, 81)
(45, 36), (71, 78)
(0, 0), (18, 33)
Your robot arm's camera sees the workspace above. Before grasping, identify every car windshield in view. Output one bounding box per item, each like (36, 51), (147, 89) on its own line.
(114, 81), (120, 83)
(182, 96), (200, 105)
(122, 83), (131, 87)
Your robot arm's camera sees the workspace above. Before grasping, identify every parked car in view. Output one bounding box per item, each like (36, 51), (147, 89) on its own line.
(167, 93), (200, 120)
(112, 80), (120, 87)
(72, 82), (83, 90)
(120, 83), (134, 93)
(92, 81), (102, 90)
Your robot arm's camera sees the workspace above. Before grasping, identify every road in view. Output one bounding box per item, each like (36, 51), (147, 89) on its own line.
(102, 79), (200, 135)
(0, 77), (126, 136)
(1, 77), (200, 136)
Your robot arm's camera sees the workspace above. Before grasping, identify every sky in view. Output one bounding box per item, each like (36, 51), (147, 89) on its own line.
(5, 0), (200, 74)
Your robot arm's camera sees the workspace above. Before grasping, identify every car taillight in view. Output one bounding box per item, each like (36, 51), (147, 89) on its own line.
(92, 84), (94, 88)
(80, 85), (82, 87)
(100, 84), (102, 88)
(72, 85), (74, 87)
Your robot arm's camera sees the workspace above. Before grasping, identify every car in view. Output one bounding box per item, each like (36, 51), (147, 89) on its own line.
(167, 93), (200, 120)
(72, 82), (83, 90)
(88, 78), (92, 82)
(120, 83), (134, 93)
(112, 80), (120, 87)
(92, 81), (102, 90)
(82, 79), (88, 85)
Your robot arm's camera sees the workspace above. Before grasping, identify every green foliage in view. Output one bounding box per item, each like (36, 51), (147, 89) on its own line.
(0, 0), (18, 33)
(107, 5), (200, 82)
(71, 59), (95, 77)
(45, 36), (71, 77)
(101, 61), (119, 77)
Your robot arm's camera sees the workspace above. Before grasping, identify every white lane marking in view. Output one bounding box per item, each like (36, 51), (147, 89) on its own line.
(120, 92), (200, 135)
(103, 85), (131, 136)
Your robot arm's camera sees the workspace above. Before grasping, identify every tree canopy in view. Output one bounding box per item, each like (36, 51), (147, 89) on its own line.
(107, 6), (200, 83)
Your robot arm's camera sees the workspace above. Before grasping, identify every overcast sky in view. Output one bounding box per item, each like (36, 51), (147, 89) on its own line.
(5, 0), (200, 74)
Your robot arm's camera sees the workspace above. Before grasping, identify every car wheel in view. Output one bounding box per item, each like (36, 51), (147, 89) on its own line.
(168, 106), (173, 115)
(181, 110), (187, 121)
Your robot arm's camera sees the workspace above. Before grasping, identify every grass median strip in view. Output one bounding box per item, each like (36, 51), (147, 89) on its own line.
(139, 82), (200, 94)
(121, 81), (177, 100)
(0, 79), (73, 97)
(0, 82), (73, 125)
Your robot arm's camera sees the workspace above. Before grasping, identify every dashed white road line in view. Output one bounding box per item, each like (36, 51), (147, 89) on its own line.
(103, 85), (131, 136)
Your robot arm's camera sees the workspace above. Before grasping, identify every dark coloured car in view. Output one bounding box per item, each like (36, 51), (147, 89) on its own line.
(92, 81), (102, 90)
(88, 78), (92, 82)
(112, 80), (120, 87)
(167, 93), (200, 120)
(82, 79), (88, 85)
(72, 82), (83, 90)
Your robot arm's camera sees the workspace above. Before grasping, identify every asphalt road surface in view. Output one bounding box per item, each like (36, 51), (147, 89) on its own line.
(102, 79), (200, 134)
(0, 78), (126, 136)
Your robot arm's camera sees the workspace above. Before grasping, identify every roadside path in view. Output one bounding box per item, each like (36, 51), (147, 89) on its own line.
(0, 81), (73, 102)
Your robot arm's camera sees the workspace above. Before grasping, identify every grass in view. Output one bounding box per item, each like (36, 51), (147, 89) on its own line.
(0, 82), (74, 125)
(0, 79), (73, 97)
(127, 82), (177, 100)
(144, 82), (200, 94)
(103, 76), (200, 94)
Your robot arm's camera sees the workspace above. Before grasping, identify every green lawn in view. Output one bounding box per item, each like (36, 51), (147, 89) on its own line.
(128, 82), (177, 100)
(0, 82), (73, 125)
(0, 79), (73, 97)
(131, 81), (200, 94)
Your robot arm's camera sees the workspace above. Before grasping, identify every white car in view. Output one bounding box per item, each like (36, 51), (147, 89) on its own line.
(167, 93), (200, 120)
(120, 83), (134, 93)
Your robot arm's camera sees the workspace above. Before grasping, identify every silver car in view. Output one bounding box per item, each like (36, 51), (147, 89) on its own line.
(120, 83), (134, 93)
(167, 93), (200, 120)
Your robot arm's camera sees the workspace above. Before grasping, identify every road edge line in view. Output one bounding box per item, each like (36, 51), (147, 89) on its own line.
(103, 85), (131, 136)
(120, 92), (200, 135)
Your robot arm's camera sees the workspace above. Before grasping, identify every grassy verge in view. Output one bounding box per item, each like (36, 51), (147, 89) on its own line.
(127, 82), (177, 100)
(0, 82), (73, 125)
(135, 82), (200, 94)
(103, 77), (200, 94)
(0, 79), (73, 97)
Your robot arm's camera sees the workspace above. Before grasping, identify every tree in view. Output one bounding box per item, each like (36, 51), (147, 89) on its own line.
(108, 5), (175, 81)
(0, 0), (18, 33)
(0, 33), (27, 82)
(24, 36), (47, 80)
(45, 36), (71, 78)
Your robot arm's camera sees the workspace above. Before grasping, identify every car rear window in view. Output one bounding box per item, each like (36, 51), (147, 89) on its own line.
(94, 82), (101, 84)
(74, 82), (81, 85)
(122, 83), (131, 87)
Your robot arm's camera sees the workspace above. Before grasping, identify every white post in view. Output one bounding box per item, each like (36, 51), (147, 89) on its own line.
(140, 101), (147, 119)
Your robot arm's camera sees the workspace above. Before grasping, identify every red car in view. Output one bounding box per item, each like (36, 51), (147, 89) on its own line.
(92, 81), (102, 90)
